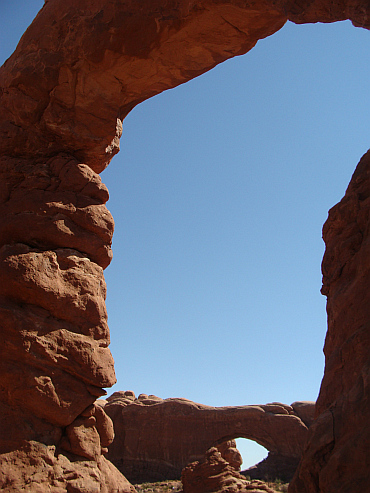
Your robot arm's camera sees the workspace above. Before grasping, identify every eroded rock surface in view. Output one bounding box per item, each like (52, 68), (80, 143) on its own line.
(289, 151), (370, 493)
(0, 441), (136, 493)
(0, 154), (133, 491)
(1, 1), (370, 491)
(181, 447), (277, 493)
(103, 392), (311, 483)
(217, 440), (243, 471)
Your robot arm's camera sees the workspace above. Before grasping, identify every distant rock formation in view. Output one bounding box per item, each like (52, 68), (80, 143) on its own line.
(1, 1), (370, 491)
(243, 401), (315, 482)
(181, 447), (277, 493)
(217, 440), (243, 471)
(103, 391), (312, 483)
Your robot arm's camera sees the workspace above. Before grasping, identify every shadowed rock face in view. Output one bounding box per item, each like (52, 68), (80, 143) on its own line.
(103, 392), (312, 483)
(0, 1), (370, 491)
(290, 151), (370, 493)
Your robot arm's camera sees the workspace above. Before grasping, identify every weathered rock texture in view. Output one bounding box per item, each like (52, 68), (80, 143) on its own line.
(1, 1), (370, 491)
(217, 440), (243, 470)
(103, 391), (311, 483)
(0, 441), (135, 493)
(289, 150), (370, 492)
(0, 153), (135, 491)
(181, 447), (278, 493)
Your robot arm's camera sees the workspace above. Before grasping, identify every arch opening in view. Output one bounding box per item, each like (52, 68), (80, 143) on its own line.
(235, 438), (268, 471)
(207, 434), (297, 483)
(102, 18), (369, 407)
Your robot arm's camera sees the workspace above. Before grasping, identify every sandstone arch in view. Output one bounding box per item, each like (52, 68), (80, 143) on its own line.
(0, 1), (370, 492)
(103, 393), (313, 483)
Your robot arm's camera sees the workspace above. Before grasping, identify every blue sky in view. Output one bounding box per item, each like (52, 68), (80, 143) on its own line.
(2, 1), (370, 468)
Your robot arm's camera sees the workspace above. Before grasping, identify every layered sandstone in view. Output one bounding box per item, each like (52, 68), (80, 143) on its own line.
(1, 1), (370, 491)
(103, 392), (311, 483)
(0, 154), (134, 491)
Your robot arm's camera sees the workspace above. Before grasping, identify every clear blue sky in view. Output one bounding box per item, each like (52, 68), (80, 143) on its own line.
(2, 1), (370, 469)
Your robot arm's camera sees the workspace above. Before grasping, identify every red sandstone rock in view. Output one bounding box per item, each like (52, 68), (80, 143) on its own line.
(1, 1), (370, 492)
(217, 440), (243, 470)
(181, 447), (277, 493)
(0, 154), (119, 488)
(289, 151), (370, 493)
(0, 441), (136, 493)
(104, 393), (309, 483)
(290, 401), (315, 428)
(59, 402), (115, 461)
(0, 157), (114, 268)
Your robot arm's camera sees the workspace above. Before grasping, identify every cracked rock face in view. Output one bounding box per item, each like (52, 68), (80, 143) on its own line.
(1, 1), (370, 492)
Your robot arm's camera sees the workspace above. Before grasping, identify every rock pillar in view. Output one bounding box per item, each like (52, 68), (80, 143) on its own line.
(0, 154), (134, 491)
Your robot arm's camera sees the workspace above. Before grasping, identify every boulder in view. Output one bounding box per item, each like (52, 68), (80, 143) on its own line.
(217, 440), (243, 470)
(181, 447), (277, 493)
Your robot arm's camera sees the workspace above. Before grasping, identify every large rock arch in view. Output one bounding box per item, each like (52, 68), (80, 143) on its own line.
(102, 392), (314, 483)
(0, 1), (369, 491)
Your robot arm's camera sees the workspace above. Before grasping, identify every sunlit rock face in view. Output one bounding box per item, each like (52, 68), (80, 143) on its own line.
(0, 0), (370, 491)
(0, 154), (135, 491)
(0, 155), (115, 433)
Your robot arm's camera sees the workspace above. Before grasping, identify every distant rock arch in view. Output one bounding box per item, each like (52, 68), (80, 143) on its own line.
(103, 391), (314, 482)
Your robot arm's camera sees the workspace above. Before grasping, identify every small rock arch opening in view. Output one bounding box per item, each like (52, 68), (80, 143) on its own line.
(235, 438), (268, 472)
(210, 435), (300, 483)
